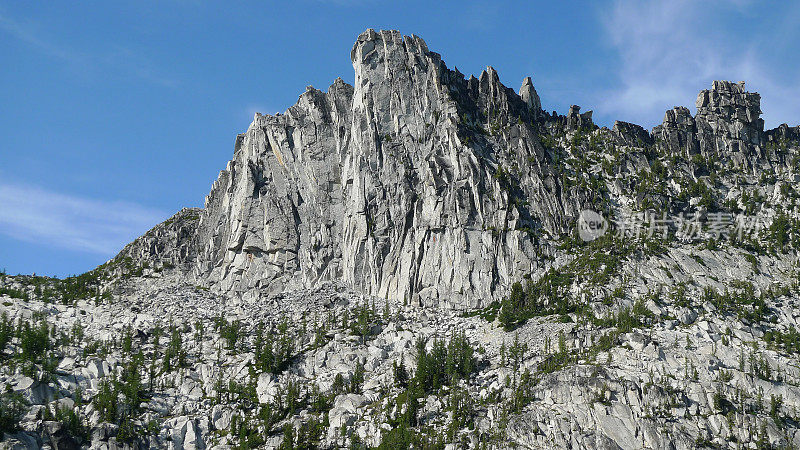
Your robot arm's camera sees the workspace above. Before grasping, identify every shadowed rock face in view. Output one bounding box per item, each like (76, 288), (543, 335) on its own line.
(113, 29), (795, 309)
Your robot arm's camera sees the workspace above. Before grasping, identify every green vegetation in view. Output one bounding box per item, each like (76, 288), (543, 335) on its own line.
(765, 213), (800, 253)
(702, 281), (782, 324)
(349, 301), (382, 343)
(0, 313), (12, 353)
(414, 331), (476, 393)
(218, 319), (241, 350)
(0, 387), (26, 434)
(676, 177), (717, 210)
(500, 334), (536, 413)
(378, 424), (423, 449)
(764, 327), (800, 355)
(599, 300), (654, 333)
(253, 318), (295, 374)
(0, 267), (115, 306)
(0, 314), (63, 384)
(380, 332), (479, 444)
(770, 394), (784, 426)
(53, 402), (88, 442)
(92, 352), (146, 440)
(18, 319), (51, 364)
(162, 324), (187, 372)
(744, 253), (759, 272)
(0, 286), (28, 301)
(221, 377), (331, 448)
(278, 416), (325, 449)
(497, 233), (632, 330)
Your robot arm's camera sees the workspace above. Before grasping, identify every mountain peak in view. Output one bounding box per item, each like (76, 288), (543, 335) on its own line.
(653, 80), (765, 160)
(350, 29), (431, 66)
(111, 31), (799, 309)
(696, 79), (762, 127)
(519, 76), (541, 113)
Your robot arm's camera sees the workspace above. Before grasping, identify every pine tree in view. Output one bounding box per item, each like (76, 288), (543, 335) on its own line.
(499, 282), (526, 330)
(350, 358), (365, 394)
(393, 360), (409, 388)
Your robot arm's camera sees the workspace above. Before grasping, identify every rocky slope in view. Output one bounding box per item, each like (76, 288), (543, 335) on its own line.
(2, 246), (800, 449)
(2, 29), (800, 449)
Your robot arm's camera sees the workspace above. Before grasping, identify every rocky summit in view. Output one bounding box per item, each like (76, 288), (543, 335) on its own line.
(2, 29), (800, 449)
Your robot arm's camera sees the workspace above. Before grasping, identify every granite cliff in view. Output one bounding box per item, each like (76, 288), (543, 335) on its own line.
(119, 31), (797, 310)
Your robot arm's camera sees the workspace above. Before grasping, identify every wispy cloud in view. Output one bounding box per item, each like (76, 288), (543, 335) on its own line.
(0, 184), (168, 256)
(598, 0), (800, 128)
(0, 11), (177, 87)
(0, 12), (79, 62)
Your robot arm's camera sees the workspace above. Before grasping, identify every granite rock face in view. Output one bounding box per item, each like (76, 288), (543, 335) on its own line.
(652, 81), (765, 165)
(111, 207), (202, 276)
(115, 30), (796, 310)
(187, 29), (584, 308)
(612, 120), (653, 147)
(4, 243), (800, 449)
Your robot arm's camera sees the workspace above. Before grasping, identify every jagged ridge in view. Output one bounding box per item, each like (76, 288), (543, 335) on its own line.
(116, 29), (800, 310)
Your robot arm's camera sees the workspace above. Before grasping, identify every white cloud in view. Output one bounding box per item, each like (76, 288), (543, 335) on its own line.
(598, 0), (800, 128)
(0, 183), (168, 256)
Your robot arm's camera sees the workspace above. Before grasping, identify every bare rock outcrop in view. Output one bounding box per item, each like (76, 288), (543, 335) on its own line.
(110, 30), (799, 310)
(189, 29), (577, 308)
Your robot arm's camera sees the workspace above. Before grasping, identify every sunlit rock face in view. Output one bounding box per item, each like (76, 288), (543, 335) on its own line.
(190, 29), (575, 308)
(118, 30), (789, 311)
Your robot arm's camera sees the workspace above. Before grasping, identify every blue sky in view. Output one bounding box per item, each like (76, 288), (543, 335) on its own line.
(1, 0), (798, 277)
